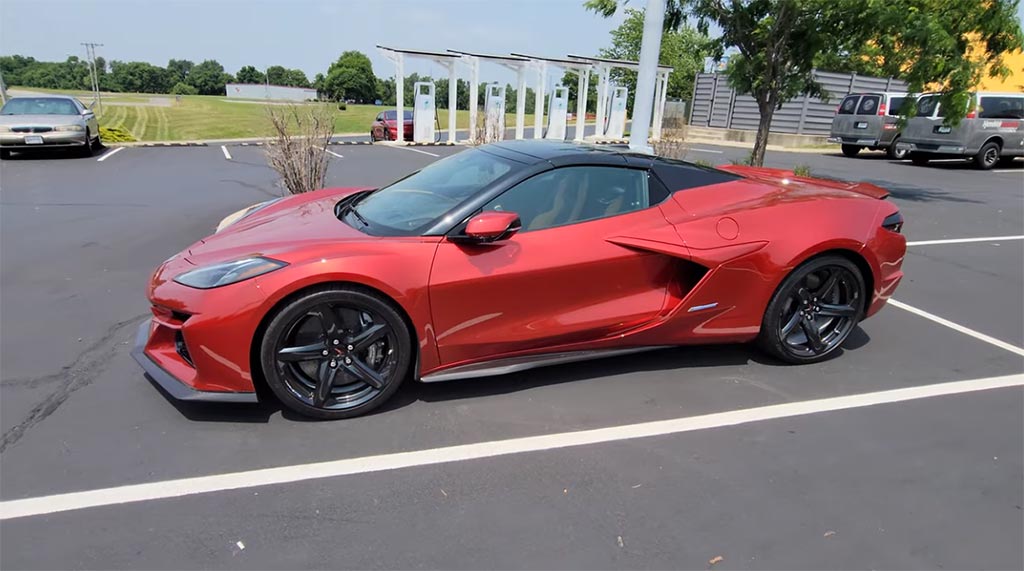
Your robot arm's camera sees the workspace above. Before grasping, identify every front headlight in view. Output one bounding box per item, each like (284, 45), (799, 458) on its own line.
(215, 198), (283, 233)
(54, 125), (86, 132)
(173, 257), (286, 289)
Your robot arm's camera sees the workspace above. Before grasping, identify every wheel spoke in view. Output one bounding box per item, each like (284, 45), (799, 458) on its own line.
(277, 342), (328, 362)
(343, 358), (385, 389)
(311, 304), (343, 338)
(349, 323), (388, 352)
(781, 310), (802, 337)
(814, 270), (840, 298)
(313, 361), (339, 407)
(818, 303), (857, 318)
(800, 316), (826, 353)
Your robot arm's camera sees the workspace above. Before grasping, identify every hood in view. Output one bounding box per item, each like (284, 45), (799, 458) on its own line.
(0, 114), (86, 126)
(186, 187), (374, 264)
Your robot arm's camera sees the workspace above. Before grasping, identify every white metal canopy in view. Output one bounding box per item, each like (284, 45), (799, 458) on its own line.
(510, 53), (594, 142)
(376, 46), (462, 144)
(567, 54), (673, 140)
(448, 50), (532, 141)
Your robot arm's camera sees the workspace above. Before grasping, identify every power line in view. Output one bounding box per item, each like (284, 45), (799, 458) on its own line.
(81, 42), (104, 115)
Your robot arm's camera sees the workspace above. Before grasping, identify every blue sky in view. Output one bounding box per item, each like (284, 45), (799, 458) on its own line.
(0, 0), (631, 88)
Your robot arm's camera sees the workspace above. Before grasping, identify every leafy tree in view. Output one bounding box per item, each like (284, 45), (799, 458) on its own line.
(313, 72), (326, 95)
(285, 68), (310, 88)
(235, 65), (265, 84)
(266, 65), (289, 85)
(109, 60), (173, 93)
(170, 81), (198, 95)
(561, 71), (599, 113)
(187, 59), (232, 95)
(167, 59), (193, 83)
(324, 51), (377, 102)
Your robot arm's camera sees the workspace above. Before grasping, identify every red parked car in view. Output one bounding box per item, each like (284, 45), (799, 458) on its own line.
(133, 141), (906, 419)
(370, 110), (413, 142)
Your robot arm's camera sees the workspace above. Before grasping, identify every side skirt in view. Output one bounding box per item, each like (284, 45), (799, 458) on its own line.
(419, 346), (670, 383)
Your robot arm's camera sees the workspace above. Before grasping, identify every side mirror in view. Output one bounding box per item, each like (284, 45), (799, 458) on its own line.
(452, 211), (521, 244)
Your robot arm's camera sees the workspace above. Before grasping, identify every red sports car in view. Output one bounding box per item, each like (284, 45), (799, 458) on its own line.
(133, 141), (906, 419)
(370, 110), (414, 142)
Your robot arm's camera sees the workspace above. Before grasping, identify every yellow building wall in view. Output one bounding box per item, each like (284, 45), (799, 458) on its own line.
(977, 50), (1024, 92)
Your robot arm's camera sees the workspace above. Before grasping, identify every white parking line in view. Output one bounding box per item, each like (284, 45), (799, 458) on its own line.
(95, 147), (124, 162)
(388, 145), (439, 157)
(690, 148), (724, 154)
(991, 169), (1022, 173)
(889, 299), (1024, 357)
(220, 145), (232, 160)
(906, 235), (1024, 247)
(1, 372), (1020, 521)
(323, 148), (344, 159)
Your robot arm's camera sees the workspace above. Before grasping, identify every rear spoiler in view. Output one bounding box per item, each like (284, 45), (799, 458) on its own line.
(719, 164), (890, 199)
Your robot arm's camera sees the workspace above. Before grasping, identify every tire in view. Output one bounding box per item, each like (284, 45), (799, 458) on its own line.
(841, 144), (861, 158)
(910, 153), (930, 166)
(259, 287), (412, 420)
(78, 129), (94, 157)
(973, 141), (1000, 170)
(886, 138), (908, 160)
(369, 130), (377, 143)
(384, 128), (392, 142)
(757, 255), (865, 364)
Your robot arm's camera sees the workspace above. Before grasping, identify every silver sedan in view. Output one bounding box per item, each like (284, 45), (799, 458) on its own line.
(0, 95), (101, 158)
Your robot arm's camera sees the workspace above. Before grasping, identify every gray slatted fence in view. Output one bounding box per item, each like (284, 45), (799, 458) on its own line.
(688, 71), (908, 135)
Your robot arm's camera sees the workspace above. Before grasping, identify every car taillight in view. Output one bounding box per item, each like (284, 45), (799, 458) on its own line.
(966, 110), (977, 119)
(878, 102), (887, 116)
(882, 212), (903, 233)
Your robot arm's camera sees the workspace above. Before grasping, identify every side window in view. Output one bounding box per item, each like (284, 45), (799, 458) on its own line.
(483, 166), (649, 233)
(887, 97), (906, 116)
(978, 96), (1024, 119)
(856, 95), (880, 115)
(838, 95), (859, 115)
(375, 113), (383, 121)
(916, 95), (940, 118)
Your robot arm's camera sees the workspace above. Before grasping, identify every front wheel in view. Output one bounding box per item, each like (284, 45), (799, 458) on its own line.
(78, 129), (94, 157)
(841, 144), (861, 158)
(757, 255), (865, 364)
(260, 287), (412, 420)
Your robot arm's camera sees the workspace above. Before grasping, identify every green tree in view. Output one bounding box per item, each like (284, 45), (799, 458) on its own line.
(313, 72), (326, 95)
(266, 65), (289, 85)
(324, 51), (377, 102)
(170, 81), (198, 95)
(285, 68), (310, 88)
(235, 65), (265, 84)
(187, 59), (232, 95)
(108, 60), (173, 93)
(167, 59), (193, 83)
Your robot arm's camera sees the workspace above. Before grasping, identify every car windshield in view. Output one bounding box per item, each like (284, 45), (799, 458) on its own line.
(383, 110), (414, 120)
(1, 97), (80, 115)
(345, 149), (515, 236)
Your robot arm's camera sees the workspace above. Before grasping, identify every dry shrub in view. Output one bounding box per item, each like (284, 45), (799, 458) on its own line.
(466, 105), (504, 146)
(652, 127), (689, 160)
(264, 103), (335, 194)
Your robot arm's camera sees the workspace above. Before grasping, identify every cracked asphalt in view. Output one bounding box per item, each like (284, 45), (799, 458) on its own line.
(0, 142), (1021, 570)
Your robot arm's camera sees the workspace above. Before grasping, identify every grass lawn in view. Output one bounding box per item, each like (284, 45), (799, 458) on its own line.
(9, 86), (537, 141)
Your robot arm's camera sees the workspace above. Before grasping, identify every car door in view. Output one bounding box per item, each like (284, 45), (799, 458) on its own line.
(428, 165), (677, 366)
(830, 95), (861, 141)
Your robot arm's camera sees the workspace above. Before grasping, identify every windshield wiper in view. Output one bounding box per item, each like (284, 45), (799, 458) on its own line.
(348, 205), (369, 227)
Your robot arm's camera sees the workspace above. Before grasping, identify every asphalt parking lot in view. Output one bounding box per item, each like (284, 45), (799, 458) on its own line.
(1, 141), (1022, 570)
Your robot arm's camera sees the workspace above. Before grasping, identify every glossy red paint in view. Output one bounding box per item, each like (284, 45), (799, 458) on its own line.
(139, 166), (906, 397)
(371, 116), (414, 141)
(464, 211), (521, 240)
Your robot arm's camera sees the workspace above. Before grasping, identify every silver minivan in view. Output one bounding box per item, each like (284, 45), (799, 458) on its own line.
(897, 92), (1024, 170)
(828, 92), (913, 159)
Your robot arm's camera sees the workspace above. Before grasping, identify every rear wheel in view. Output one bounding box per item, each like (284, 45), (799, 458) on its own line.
(910, 153), (930, 166)
(757, 255), (865, 364)
(840, 144), (861, 158)
(886, 138), (909, 160)
(260, 287), (412, 420)
(973, 141), (1000, 170)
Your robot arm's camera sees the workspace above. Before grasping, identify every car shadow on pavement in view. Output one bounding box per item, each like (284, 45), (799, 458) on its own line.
(147, 327), (870, 423)
(865, 179), (985, 204)
(2, 148), (96, 161)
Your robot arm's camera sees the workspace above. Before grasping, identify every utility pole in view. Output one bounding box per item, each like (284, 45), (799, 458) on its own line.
(628, 0), (665, 153)
(81, 42), (104, 115)
(0, 66), (8, 105)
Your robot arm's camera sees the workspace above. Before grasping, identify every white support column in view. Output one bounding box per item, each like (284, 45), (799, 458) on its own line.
(651, 72), (664, 140)
(629, 0), (666, 151)
(574, 70), (588, 142)
(594, 66), (609, 138)
(655, 71), (669, 139)
(468, 58), (480, 143)
(447, 61), (457, 144)
(395, 53), (404, 143)
(515, 68), (526, 140)
(533, 61), (546, 139)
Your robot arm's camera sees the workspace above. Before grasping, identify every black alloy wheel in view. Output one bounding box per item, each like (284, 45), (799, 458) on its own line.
(260, 287), (411, 419)
(758, 255), (865, 364)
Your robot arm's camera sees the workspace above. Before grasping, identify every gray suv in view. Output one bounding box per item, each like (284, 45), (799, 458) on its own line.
(828, 92), (913, 159)
(897, 92), (1023, 170)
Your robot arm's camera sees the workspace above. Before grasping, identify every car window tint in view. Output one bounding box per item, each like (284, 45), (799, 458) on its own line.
(978, 96), (1024, 119)
(483, 166), (649, 233)
(887, 97), (906, 116)
(838, 95), (859, 115)
(916, 95), (940, 117)
(856, 95), (880, 115)
(652, 158), (740, 192)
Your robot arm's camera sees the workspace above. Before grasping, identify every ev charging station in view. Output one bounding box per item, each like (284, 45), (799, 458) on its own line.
(412, 82), (435, 143)
(376, 46), (460, 144)
(484, 83), (506, 142)
(545, 86), (569, 140)
(568, 55), (672, 141)
(512, 53), (593, 142)
(605, 86), (629, 139)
